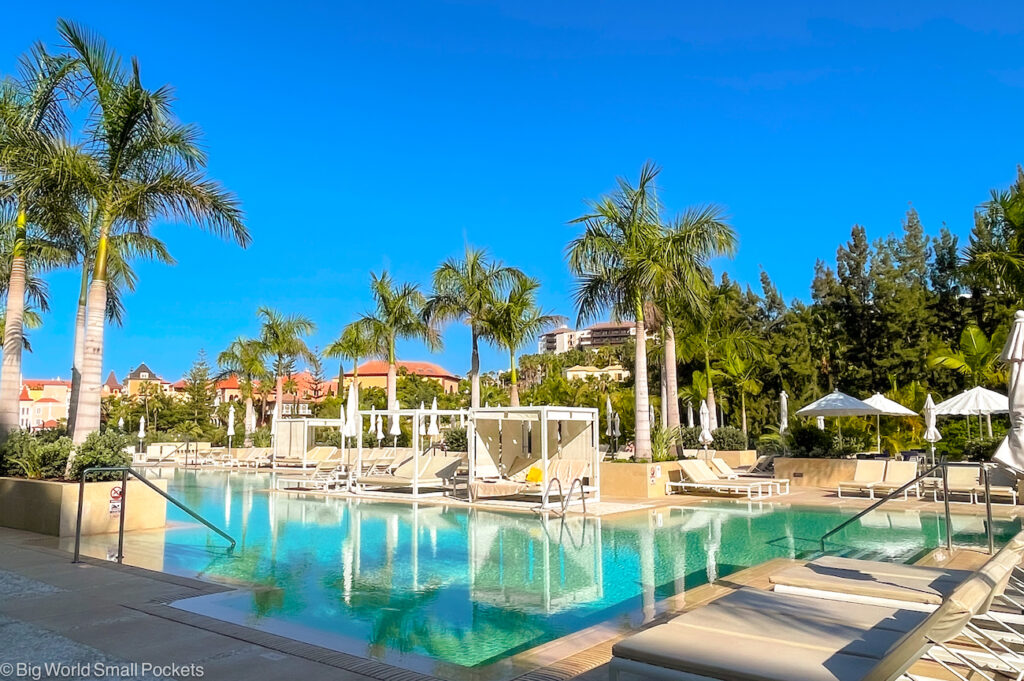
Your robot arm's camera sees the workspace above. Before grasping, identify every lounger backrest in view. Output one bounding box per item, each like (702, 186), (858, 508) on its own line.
(710, 459), (734, 477)
(882, 460), (918, 484)
(548, 459), (589, 483)
(853, 459), (886, 482)
(679, 459), (716, 483)
(946, 465), (980, 486)
(863, 582), (978, 681)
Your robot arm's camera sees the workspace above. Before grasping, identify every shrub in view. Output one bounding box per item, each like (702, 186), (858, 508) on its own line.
(651, 426), (682, 461)
(963, 437), (1003, 462)
(1, 431), (72, 479)
(678, 427), (702, 448)
(69, 430), (133, 481)
(443, 426), (468, 452)
(712, 426), (747, 451)
(756, 433), (788, 455)
(789, 424), (837, 458)
(250, 427), (272, 447)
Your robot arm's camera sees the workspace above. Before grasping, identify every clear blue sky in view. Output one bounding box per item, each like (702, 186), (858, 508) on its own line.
(5, 1), (1024, 382)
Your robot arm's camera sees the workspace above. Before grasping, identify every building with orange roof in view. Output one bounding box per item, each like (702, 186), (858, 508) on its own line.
(18, 382), (69, 430)
(344, 360), (459, 394)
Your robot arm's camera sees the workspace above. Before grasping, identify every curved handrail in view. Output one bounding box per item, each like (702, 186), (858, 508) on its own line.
(562, 477), (587, 514)
(820, 458), (950, 553)
(73, 466), (235, 564)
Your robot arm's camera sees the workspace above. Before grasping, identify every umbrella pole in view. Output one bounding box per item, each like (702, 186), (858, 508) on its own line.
(876, 415), (881, 454)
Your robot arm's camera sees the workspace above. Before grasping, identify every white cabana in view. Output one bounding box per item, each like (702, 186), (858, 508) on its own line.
(996, 310), (1024, 473)
(933, 386), (1008, 438)
(862, 393), (917, 453)
(467, 406), (601, 509)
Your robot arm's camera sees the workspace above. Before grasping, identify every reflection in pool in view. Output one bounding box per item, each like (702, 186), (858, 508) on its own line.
(68, 469), (1021, 672)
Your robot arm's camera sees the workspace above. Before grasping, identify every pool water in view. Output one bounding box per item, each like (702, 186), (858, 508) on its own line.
(70, 470), (1021, 674)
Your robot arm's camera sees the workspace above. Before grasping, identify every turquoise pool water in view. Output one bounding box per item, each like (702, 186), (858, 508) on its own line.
(70, 470), (1021, 674)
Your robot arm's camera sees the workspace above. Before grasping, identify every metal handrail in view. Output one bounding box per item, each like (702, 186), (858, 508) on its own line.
(72, 466), (235, 564)
(820, 458), (951, 553)
(562, 477), (588, 514)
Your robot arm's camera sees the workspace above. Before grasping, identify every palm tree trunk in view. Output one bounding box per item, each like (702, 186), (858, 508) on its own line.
(66, 260), (90, 436)
(470, 330), (481, 408)
(509, 348), (520, 407)
(633, 312), (652, 461)
(741, 391), (748, 440)
(386, 344), (397, 410)
(0, 209), (27, 437)
(659, 362), (668, 428)
(243, 396), (254, 447)
(664, 323), (681, 456)
(71, 277), (108, 444)
(274, 356), (284, 418)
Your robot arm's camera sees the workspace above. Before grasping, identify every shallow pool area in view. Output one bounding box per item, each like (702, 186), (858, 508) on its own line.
(66, 469), (1022, 676)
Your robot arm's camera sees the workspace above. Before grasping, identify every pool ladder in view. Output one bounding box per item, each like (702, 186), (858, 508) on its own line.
(541, 476), (587, 516)
(819, 457), (998, 556)
(72, 465), (236, 565)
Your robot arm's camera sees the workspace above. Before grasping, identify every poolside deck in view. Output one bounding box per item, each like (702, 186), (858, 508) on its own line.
(0, 516), (1000, 681)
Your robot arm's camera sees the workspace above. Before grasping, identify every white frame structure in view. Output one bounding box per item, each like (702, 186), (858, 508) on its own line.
(468, 406), (601, 509)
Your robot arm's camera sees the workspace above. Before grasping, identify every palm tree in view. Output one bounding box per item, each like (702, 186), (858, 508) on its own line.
(257, 306), (315, 417)
(963, 168), (1024, 296)
(481, 277), (564, 406)
(0, 43), (80, 435)
(717, 347), (762, 439)
(653, 207), (736, 439)
(217, 337), (270, 446)
(928, 323), (1007, 388)
(425, 247), (524, 408)
(60, 21), (249, 443)
(567, 162), (663, 459)
(357, 270), (439, 409)
(325, 321), (374, 395)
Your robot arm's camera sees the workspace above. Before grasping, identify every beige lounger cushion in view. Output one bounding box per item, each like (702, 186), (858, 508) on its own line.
(770, 562), (956, 605)
(811, 555), (972, 585)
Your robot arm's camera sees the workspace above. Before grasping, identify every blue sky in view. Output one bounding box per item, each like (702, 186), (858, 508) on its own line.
(5, 1), (1024, 382)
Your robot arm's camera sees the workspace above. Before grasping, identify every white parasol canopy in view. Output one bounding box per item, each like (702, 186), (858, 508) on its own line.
(863, 393), (917, 453)
(427, 397), (440, 436)
(933, 386), (1008, 416)
(698, 400), (714, 447)
(613, 411), (621, 438)
(686, 401), (694, 428)
(923, 394), (941, 444)
(375, 414), (384, 441)
(996, 310), (1024, 473)
(796, 390), (882, 417)
(779, 391), (789, 434)
(138, 416), (145, 439)
(227, 404), (236, 437)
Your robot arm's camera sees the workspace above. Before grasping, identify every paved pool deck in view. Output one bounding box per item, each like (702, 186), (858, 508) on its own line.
(0, 482), (1017, 681)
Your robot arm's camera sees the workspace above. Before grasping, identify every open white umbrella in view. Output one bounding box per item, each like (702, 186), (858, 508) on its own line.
(863, 393), (917, 453)
(779, 391), (789, 434)
(933, 386), (1008, 438)
(996, 310), (1024, 473)
(686, 401), (694, 428)
(698, 401), (714, 448)
(428, 397), (440, 436)
(797, 390), (880, 447)
(922, 394), (941, 465)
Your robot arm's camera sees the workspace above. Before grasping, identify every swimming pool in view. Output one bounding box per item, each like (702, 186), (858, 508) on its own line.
(68, 469), (1021, 676)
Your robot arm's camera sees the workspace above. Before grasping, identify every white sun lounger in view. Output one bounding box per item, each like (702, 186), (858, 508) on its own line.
(666, 460), (774, 500)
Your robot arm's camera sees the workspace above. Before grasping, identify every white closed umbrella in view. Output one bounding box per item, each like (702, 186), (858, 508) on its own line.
(227, 404), (236, 437)
(779, 391), (789, 434)
(816, 416), (825, 430)
(375, 414), (384, 441)
(118, 416), (124, 431)
(605, 395), (613, 437)
(698, 401), (714, 448)
(138, 415), (145, 439)
(428, 397), (440, 436)
(613, 412), (621, 438)
(863, 393), (917, 453)
(996, 310), (1024, 473)
(344, 379), (359, 438)
(389, 400), (402, 437)
(923, 394), (941, 465)
(686, 401), (694, 428)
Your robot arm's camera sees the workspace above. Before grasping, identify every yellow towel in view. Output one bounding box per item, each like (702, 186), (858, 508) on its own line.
(525, 467), (543, 483)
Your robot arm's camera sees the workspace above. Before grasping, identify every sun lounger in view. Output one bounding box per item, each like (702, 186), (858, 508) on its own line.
(746, 454), (775, 475)
(666, 460), (774, 499)
(273, 446), (337, 469)
(866, 460), (921, 500)
(467, 454), (542, 499)
(231, 447), (271, 467)
(276, 459), (349, 491)
(837, 459), (887, 498)
(357, 451), (462, 490)
(710, 458), (790, 494)
(610, 569), (993, 681)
